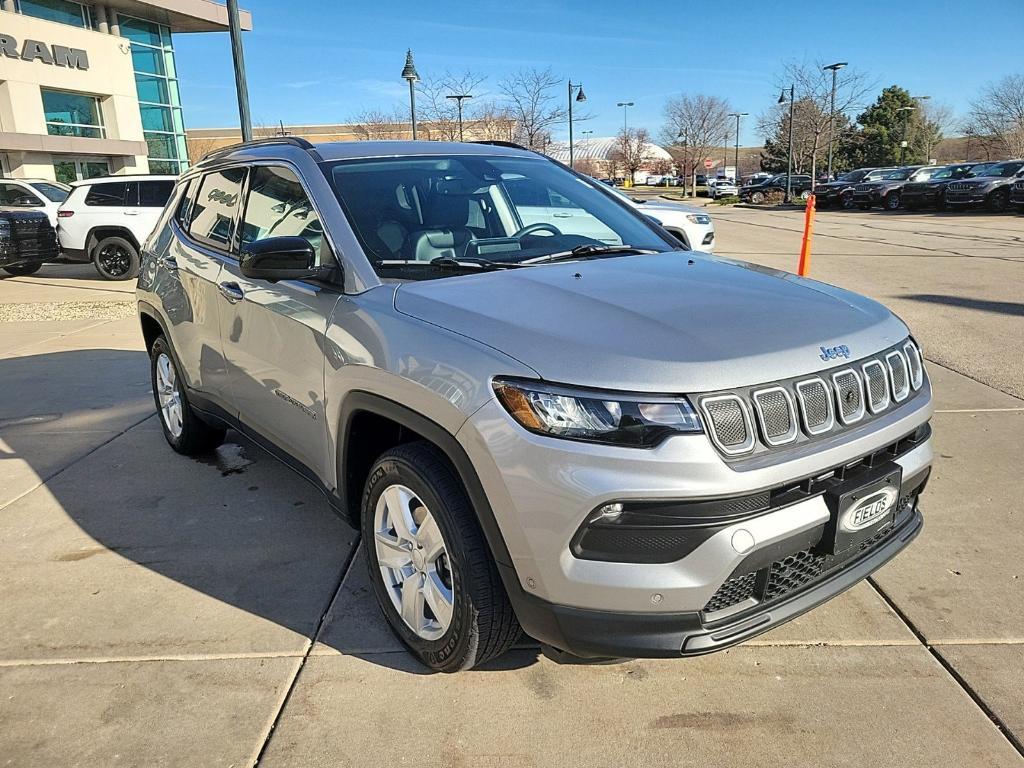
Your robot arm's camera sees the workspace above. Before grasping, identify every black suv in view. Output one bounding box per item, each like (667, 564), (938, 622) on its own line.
(738, 174), (813, 204)
(944, 160), (1024, 212)
(902, 163), (992, 210)
(851, 167), (940, 210)
(815, 168), (893, 209)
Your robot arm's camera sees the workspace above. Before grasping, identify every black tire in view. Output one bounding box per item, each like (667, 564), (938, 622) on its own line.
(149, 335), (225, 455)
(987, 189), (1010, 213)
(840, 191), (855, 209)
(799, 189), (812, 201)
(750, 191), (765, 204)
(93, 235), (140, 280)
(2, 262), (42, 276)
(362, 441), (520, 672)
(884, 192), (901, 211)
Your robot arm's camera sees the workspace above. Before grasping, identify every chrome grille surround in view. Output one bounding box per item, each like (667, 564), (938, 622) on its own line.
(861, 359), (890, 414)
(903, 341), (923, 390)
(886, 350), (911, 402)
(751, 386), (798, 446)
(831, 368), (866, 425)
(699, 394), (755, 456)
(795, 377), (834, 435)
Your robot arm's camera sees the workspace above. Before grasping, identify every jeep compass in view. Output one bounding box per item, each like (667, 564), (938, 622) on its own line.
(137, 138), (932, 671)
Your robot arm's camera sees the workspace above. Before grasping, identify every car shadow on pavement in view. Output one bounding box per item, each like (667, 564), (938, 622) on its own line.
(900, 293), (1024, 317)
(0, 348), (540, 674)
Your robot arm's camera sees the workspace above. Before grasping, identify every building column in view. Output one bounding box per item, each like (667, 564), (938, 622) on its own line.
(1, 0), (16, 13)
(109, 13), (120, 36)
(94, 3), (109, 33)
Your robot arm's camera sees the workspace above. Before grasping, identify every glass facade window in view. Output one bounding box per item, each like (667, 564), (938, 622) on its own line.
(42, 89), (105, 138)
(15, 0), (90, 28)
(120, 14), (189, 175)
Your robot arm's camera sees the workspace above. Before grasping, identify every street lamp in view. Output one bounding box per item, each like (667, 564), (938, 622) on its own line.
(896, 106), (916, 165)
(677, 130), (689, 197)
(446, 93), (473, 141)
(778, 85), (795, 203)
(568, 80), (587, 169)
(401, 49), (419, 140)
(823, 62), (847, 181)
(617, 101), (634, 132)
(727, 112), (748, 182)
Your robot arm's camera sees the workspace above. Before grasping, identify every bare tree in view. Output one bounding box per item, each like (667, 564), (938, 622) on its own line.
(965, 74), (1024, 159)
(499, 67), (566, 151)
(761, 61), (873, 181)
(913, 101), (954, 163)
(611, 128), (653, 182)
(417, 70), (488, 141)
(661, 94), (731, 189)
(351, 108), (409, 140)
(470, 99), (518, 142)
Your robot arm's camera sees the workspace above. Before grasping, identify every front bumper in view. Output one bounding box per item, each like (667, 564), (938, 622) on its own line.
(945, 190), (988, 205)
(519, 503), (922, 658)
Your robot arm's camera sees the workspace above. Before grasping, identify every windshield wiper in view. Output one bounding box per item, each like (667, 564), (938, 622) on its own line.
(526, 244), (662, 265)
(376, 257), (527, 271)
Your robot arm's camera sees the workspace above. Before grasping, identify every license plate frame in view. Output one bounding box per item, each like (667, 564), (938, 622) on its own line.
(820, 464), (902, 556)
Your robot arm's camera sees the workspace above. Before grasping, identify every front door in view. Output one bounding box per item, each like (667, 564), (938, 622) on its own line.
(217, 164), (341, 481)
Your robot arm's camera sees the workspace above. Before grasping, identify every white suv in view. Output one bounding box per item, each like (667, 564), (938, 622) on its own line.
(0, 178), (71, 227)
(57, 175), (176, 280)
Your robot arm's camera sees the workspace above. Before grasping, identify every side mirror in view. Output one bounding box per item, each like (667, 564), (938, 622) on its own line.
(239, 236), (334, 283)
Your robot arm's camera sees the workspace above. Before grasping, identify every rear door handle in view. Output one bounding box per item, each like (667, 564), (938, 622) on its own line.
(124, 210), (140, 216)
(218, 281), (244, 303)
(552, 212), (573, 218)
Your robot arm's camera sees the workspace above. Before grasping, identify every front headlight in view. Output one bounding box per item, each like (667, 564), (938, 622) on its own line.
(493, 378), (702, 447)
(686, 214), (711, 225)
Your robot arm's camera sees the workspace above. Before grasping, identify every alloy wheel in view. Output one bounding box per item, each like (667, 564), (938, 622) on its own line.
(98, 244), (132, 277)
(373, 484), (455, 641)
(155, 352), (183, 438)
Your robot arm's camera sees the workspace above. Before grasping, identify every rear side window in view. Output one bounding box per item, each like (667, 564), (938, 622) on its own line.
(174, 178), (197, 227)
(138, 180), (175, 208)
(0, 183), (42, 206)
(85, 182), (128, 206)
(188, 167), (247, 251)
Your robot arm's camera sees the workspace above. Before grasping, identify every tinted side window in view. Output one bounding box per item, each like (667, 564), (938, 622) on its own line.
(0, 183), (42, 206)
(85, 182), (128, 206)
(174, 178), (197, 227)
(139, 180), (175, 207)
(188, 167), (247, 251)
(240, 166), (322, 257)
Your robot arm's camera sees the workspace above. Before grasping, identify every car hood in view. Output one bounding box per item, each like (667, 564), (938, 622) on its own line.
(634, 199), (706, 216)
(393, 253), (908, 392)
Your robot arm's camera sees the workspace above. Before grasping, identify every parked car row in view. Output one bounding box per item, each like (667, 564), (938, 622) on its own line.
(0, 174), (175, 278)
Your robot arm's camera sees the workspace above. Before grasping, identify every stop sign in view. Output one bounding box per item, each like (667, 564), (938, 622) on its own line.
(703, 159), (714, 169)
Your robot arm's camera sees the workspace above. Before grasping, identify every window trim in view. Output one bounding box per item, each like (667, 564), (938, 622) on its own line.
(41, 87), (106, 139)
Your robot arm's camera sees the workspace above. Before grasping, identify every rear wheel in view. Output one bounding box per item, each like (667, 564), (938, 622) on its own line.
(93, 236), (140, 280)
(750, 191), (765, 204)
(362, 441), (520, 672)
(149, 336), (224, 455)
(2, 262), (42, 276)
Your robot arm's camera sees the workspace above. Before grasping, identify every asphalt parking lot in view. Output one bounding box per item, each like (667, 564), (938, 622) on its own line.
(1, 207), (1022, 767)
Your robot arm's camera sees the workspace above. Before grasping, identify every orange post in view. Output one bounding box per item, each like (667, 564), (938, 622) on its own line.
(798, 194), (816, 276)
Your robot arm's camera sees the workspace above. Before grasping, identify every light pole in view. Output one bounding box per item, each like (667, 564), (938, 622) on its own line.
(567, 80), (587, 169)
(677, 131), (689, 197)
(617, 101), (634, 132)
(728, 112), (747, 181)
(823, 62), (847, 181)
(580, 129), (593, 171)
(446, 94), (473, 141)
(896, 106), (915, 165)
(778, 86), (795, 203)
(226, 0), (252, 141)
(401, 49), (419, 140)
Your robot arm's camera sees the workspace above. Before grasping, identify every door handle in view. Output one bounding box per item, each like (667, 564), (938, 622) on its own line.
(124, 211), (140, 216)
(552, 212), (572, 218)
(161, 255), (178, 271)
(218, 281), (245, 303)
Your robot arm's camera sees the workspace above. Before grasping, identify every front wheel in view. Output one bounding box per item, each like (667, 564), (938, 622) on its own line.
(2, 262), (42, 276)
(800, 189), (812, 201)
(93, 236), (140, 280)
(841, 192), (856, 209)
(987, 189), (1010, 213)
(884, 192), (902, 211)
(750, 191), (765, 204)
(363, 441), (520, 672)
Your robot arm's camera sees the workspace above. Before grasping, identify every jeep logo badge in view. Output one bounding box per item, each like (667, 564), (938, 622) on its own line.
(819, 344), (851, 361)
(840, 487), (898, 533)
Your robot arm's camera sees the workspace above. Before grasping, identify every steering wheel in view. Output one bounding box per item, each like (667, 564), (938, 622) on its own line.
(512, 222), (562, 238)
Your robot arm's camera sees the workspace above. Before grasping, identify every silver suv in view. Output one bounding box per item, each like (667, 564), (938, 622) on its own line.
(137, 138), (933, 671)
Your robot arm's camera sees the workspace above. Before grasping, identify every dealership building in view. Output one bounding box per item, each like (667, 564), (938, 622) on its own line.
(1, 0), (251, 183)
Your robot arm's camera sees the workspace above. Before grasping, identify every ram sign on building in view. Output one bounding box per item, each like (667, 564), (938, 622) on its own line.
(0, 0), (251, 183)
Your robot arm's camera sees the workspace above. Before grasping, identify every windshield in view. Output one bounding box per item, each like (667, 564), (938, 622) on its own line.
(966, 164), (993, 177)
(980, 161), (1024, 178)
(838, 170), (867, 182)
(882, 168), (915, 180)
(927, 167), (957, 180)
(323, 155), (676, 279)
(29, 182), (70, 202)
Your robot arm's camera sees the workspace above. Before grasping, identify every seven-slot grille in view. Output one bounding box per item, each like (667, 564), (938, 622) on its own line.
(698, 340), (925, 458)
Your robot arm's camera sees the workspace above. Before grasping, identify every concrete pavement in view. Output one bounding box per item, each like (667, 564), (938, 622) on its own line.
(1, 211), (1022, 766)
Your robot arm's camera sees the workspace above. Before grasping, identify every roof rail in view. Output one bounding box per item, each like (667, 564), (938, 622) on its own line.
(200, 135), (322, 163)
(471, 140), (531, 151)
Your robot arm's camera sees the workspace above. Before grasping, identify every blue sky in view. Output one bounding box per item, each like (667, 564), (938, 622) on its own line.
(175, 0), (1024, 146)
